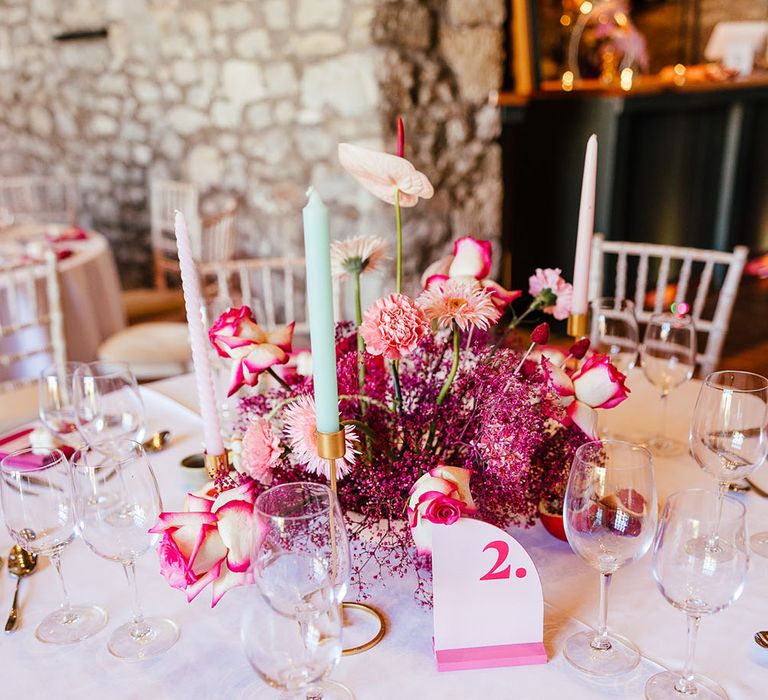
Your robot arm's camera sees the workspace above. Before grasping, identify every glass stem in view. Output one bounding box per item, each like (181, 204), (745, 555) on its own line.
(674, 614), (700, 695)
(710, 480), (729, 547)
(658, 390), (669, 442)
(51, 551), (72, 611)
(591, 572), (613, 651)
(123, 562), (150, 638)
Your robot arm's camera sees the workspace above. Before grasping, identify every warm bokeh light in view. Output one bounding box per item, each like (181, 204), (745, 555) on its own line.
(614, 11), (628, 27)
(560, 14), (572, 27)
(562, 70), (574, 91)
(620, 67), (633, 91)
(580, 1), (593, 14)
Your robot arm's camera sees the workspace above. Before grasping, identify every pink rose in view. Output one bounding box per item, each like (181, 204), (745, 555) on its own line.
(360, 293), (429, 361)
(407, 466), (477, 555)
(421, 236), (521, 309)
(571, 353), (630, 409)
(209, 306), (295, 397)
(541, 356), (575, 405)
(150, 483), (265, 607)
(566, 400), (599, 440)
(241, 418), (280, 485)
(528, 268), (573, 321)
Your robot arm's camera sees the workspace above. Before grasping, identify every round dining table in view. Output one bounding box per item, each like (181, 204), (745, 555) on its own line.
(0, 224), (125, 380)
(1, 369), (767, 699)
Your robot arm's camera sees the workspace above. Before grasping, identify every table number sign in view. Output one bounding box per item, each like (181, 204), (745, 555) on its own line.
(432, 518), (547, 672)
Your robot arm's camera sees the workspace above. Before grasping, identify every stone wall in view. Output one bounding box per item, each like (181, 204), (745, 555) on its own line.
(373, 0), (507, 279)
(0, 0), (507, 292)
(0, 0), (386, 287)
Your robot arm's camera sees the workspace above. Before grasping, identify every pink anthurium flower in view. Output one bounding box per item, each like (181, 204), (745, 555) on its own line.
(407, 465), (477, 555)
(338, 143), (434, 207)
(150, 482), (265, 607)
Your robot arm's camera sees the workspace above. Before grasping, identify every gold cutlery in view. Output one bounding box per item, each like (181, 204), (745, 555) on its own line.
(142, 430), (171, 452)
(5, 544), (38, 632)
(754, 630), (768, 649)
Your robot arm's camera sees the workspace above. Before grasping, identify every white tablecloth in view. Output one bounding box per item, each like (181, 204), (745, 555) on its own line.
(2, 371), (768, 699)
(0, 225), (125, 381)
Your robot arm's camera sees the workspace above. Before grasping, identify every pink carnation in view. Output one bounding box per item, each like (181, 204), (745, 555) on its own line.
(528, 268), (574, 321)
(360, 293), (429, 361)
(242, 418), (280, 485)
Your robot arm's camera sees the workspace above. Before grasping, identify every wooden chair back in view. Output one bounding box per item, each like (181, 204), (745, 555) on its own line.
(0, 175), (77, 225)
(588, 234), (748, 375)
(200, 206), (238, 263)
(150, 180), (200, 290)
(0, 247), (66, 392)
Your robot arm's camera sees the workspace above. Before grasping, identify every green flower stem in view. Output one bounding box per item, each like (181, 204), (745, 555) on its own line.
(391, 360), (403, 412)
(354, 270), (366, 396)
(340, 418), (377, 442)
(491, 300), (542, 354)
(266, 366), (293, 392)
(437, 323), (460, 405)
(338, 394), (394, 413)
(395, 188), (403, 294)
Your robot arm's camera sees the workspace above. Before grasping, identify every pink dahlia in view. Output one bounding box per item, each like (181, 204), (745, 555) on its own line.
(417, 278), (501, 332)
(528, 268), (573, 321)
(241, 418), (280, 485)
(283, 395), (358, 480)
(360, 293), (429, 361)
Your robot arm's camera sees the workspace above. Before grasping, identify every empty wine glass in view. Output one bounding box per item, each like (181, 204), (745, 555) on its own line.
(645, 489), (748, 700)
(640, 312), (696, 456)
(563, 440), (658, 676)
(590, 297), (639, 373)
(690, 370), (768, 557)
(73, 362), (146, 448)
(38, 362), (86, 446)
(0, 447), (107, 643)
(71, 439), (178, 659)
(246, 482), (353, 699)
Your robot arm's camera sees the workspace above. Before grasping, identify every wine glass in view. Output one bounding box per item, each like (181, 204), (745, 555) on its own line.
(38, 362), (87, 446)
(640, 312), (696, 456)
(71, 439), (179, 659)
(690, 370), (768, 557)
(563, 440), (658, 676)
(246, 482), (353, 699)
(73, 361), (146, 448)
(589, 297), (639, 373)
(0, 447), (107, 643)
(645, 489), (748, 700)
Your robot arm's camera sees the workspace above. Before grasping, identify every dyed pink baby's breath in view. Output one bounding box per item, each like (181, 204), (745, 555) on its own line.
(417, 278), (500, 331)
(360, 293), (429, 360)
(283, 394), (358, 480)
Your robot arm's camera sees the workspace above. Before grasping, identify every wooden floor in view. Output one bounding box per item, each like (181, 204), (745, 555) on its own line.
(719, 277), (768, 375)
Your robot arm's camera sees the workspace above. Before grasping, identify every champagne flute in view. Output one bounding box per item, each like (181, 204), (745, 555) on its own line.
(71, 439), (178, 659)
(590, 297), (639, 373)
(690, 370), (768, 557)
(245, 482), (353, 699)
(72, 361), (146, 448)
(640, 313), (696, 456)
(645, 490), (748, 700)
(0, 447), (107, 643)
(38, 362), (87, 446)
(563, 440), (658, 676)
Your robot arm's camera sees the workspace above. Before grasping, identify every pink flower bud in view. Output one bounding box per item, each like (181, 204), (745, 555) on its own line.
(531, 322), (550, 345)
(569, 337), (590, 360)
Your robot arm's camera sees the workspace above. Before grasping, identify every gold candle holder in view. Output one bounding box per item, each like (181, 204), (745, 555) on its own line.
(203, 451), (230, 480)
(567, 312), (588, 339)
(315, 428), (387, 656)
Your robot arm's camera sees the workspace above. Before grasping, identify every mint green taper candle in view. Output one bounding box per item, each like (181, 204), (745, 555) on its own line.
(302, 189), (340, 434)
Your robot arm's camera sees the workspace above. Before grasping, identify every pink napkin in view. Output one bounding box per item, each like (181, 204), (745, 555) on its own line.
(0, 427), (72, 469)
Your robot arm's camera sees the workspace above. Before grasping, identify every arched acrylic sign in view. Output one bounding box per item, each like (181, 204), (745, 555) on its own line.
(431, 518), (547, 672)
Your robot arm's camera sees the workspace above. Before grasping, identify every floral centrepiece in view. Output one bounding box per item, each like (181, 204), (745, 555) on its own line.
(154, 121), (629, 606)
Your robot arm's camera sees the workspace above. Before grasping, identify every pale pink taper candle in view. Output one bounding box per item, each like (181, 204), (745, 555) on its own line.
(572, 134), (598, 316)
(174, 210), (225, 455)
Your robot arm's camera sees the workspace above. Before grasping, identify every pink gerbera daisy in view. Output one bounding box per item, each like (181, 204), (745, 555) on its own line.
(417, 278), (501, 332)
(282, 395), (358, 480)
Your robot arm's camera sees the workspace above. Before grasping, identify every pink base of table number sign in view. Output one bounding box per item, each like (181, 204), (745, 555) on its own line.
(431, 518), (548, 672)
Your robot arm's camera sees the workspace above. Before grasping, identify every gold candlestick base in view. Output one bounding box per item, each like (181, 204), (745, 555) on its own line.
(567, 312), (588, 339)
(315, 428), (387, 655)
(203, 451), (230, 479)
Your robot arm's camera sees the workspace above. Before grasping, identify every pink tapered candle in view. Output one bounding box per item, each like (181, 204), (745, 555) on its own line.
(174, 210), (225, 456)
(572, 134), (598, 316)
